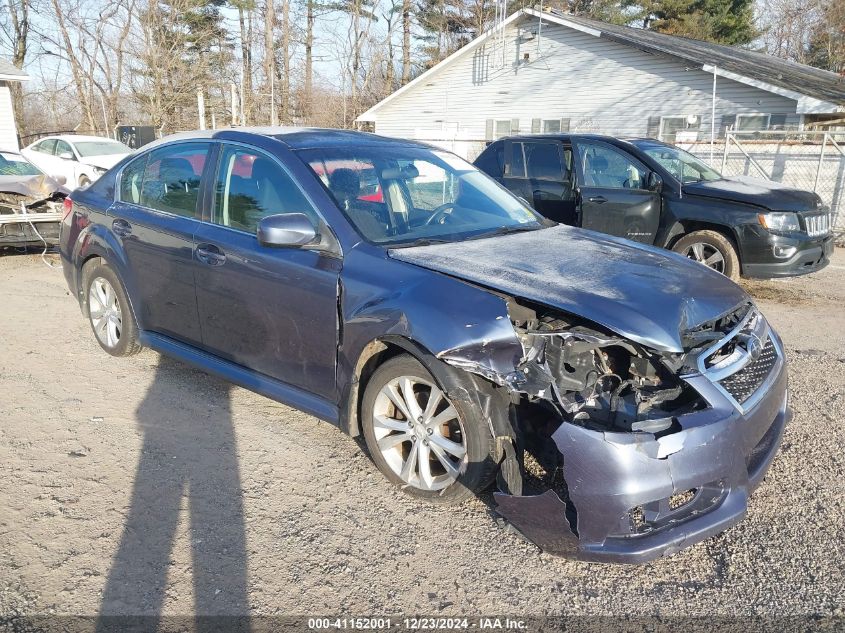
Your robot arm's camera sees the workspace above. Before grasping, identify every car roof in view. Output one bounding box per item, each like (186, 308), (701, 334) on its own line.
(41, 134), (125, 144)
(491, 133), (647, 146)
(139, 127), (433, 152)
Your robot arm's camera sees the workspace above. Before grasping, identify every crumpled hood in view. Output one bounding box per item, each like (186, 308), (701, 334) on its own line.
(683, 175), (823, 212)
(81, 154), (127, 171)
(0, 174), (67, 200)
(389, 225), (749, 353)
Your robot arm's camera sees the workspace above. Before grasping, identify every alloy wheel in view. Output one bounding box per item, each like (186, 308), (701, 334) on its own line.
(682, 242), (726, 273)
(88, 277), (122, 348)
(371, 376), (467, 491)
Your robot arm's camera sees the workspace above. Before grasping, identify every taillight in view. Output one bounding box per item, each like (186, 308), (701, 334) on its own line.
(62, 197), (73, 221)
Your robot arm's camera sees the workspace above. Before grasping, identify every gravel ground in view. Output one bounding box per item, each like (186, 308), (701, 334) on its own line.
(0, 248), (843, 622)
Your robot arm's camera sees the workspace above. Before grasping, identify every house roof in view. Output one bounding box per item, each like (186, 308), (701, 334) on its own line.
(548, 10), (845, 107)
(0, 59), (29, 81)
(358, 8), (845, 121)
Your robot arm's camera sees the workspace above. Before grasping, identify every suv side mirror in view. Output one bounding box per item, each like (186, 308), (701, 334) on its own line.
(257, 213), (318, 248)
(647, 171), (663, 192)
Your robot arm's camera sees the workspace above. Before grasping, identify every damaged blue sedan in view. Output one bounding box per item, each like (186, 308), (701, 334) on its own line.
(59, 128), (789, 563)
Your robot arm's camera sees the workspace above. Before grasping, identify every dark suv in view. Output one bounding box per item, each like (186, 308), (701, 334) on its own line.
(475, 135), (834, 279)
(59, 128), (789, 563)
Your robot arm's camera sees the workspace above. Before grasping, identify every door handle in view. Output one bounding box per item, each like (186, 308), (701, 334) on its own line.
(112, 218), (132, 237)
(196, 243), (226, 266)
(588, 196), (607, 204)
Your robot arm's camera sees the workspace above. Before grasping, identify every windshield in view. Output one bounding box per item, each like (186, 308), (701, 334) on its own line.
(637, 143), (722, 184)
(298, 146), (546, 246)
(0, 152), (43, 176)
(74, 140), (130, 157)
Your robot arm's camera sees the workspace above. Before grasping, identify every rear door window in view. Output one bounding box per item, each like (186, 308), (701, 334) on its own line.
(35, 139), (57, 155)
(137, 143), (209, 217)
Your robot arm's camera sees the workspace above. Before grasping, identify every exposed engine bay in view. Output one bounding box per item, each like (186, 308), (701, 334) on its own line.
(505, 298), (707, 435)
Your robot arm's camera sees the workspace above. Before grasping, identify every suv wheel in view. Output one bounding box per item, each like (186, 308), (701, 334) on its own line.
(672, 230), (739, 280)
(79, 175), (91, 187)
(82, 261), (142, 356)
(361, 355), (496, 504)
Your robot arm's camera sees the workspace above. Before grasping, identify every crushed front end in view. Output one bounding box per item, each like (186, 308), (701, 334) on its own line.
(0, 188), (65, 247)
(448, 300), (789, 563)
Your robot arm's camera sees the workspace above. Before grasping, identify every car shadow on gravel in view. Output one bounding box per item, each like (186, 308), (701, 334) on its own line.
(96, 355), (250, 628)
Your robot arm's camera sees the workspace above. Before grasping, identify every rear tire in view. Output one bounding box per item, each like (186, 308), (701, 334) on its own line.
(82, 261), (142, 357)
(361, 354), (496, 504)
(672, 230), (740, 280)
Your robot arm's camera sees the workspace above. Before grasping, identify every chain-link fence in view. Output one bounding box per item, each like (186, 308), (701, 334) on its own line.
(682, 131), (845, 244)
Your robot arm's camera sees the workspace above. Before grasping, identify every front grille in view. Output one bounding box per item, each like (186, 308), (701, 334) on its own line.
(804, 213), (831, 238)
(718, 338), (778, 404)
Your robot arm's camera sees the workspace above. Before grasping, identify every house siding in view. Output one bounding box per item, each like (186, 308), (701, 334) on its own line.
(0, 81), (19, 151)
(370, 16), (799, 159)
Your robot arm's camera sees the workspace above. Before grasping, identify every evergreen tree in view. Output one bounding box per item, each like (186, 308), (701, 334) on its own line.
(633, 0), (757, 45)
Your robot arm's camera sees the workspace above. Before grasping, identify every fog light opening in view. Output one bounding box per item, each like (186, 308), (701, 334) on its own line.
(773, 245), (797, 259)
(669, 488), (698, 511)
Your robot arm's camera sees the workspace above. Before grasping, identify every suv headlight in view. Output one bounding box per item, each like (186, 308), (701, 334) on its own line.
(92, 166), (106, 175)
(758, 212), (800, 233)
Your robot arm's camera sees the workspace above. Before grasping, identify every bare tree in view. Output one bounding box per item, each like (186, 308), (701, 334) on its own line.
(263, 0), (276, 124)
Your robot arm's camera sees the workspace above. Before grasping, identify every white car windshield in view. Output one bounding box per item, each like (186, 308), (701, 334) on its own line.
(636, 142), (722, 184)
(74, 140), (130, 157)
(298, 146), (547, 246)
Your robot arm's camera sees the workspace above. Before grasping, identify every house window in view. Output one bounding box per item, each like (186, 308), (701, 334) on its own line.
(736, 114), (770, 131)
(542, 119), (561, 133)
(659, 116), (688, 143)
(495, 120), (512, 139)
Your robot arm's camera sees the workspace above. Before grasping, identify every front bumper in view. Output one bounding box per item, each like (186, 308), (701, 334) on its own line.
(494, 333), (789, 564)
(741, 232), (833, 279)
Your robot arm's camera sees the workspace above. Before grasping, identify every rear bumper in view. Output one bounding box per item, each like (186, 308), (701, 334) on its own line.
(494, 335), (789, 564)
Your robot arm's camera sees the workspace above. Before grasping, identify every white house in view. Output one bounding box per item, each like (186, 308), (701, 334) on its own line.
(0, 59), (29, 151)
(358, 8), (845, 159)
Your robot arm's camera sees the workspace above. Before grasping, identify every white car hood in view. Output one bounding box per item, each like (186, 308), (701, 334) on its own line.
(81, 154), (128, 170)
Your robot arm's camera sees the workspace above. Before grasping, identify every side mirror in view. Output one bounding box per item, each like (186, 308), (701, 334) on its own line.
(257, 213), (318, 248)
(647, 171), (663, 192)
(58, 151), (75, 161)
(54, 175), (67, 186)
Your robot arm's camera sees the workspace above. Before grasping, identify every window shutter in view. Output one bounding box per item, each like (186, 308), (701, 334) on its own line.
(531, 118), (541, 133)
(646, 116), (661, 139)
(769, 114), (787, 130)
(510, 118), (520, 134)
(719, 114), (737, 137)
(485, 119), (494, 141)
(560, 118), (571, 132)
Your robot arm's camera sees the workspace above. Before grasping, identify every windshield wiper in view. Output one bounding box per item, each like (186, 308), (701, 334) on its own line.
(470, 224), (540, 240)
(390, 237), (454, 248)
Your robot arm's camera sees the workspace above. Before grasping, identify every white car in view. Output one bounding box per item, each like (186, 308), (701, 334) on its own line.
(22, 135), (131, 188)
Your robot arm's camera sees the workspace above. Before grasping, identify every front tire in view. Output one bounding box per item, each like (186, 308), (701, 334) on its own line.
(672, 230), (740, 280)
(361, 354), (496, 504)
(82, 261), (142, 357)
(79, 175), (91, 187)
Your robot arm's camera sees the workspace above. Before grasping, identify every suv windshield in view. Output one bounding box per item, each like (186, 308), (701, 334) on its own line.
(298, 146), (546, 246)
(0, 152), (43, 176)
(74, 140), (130, 157)
(636, 142), (722, 184)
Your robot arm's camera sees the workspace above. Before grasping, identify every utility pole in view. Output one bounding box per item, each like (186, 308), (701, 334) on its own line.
(197, 89), (206, 130)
